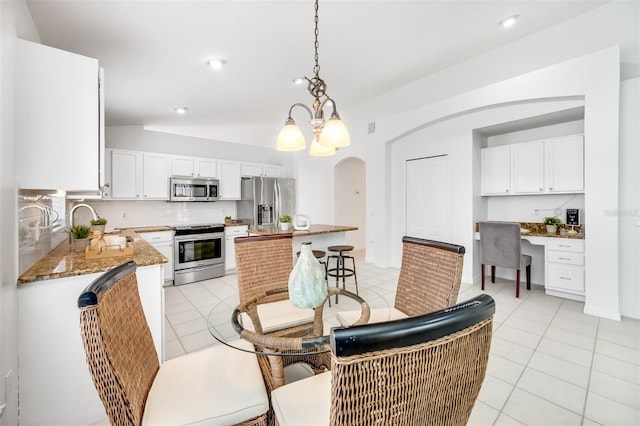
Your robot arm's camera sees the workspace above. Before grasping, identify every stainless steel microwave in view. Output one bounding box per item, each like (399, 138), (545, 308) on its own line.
(169, 176), (219, 202)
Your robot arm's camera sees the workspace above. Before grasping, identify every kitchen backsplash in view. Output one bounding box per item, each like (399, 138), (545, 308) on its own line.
(18, 192), (67, 274)
(87, 200), (239, 230)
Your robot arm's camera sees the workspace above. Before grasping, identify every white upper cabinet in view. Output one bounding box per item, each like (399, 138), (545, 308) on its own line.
(513, 141), (545, 194)
(218, 161), (242, 200)
(110, 150), (141, 199)
(142, 152), (170, 199)
(109, 149), (169, 200)
(481, 135), (584, 196)
(241, 162), (282, 177)
(481, 146), (511, 195)
(546, 135), (584, 193)
(171, 155), (217, 178)
(15, 39), (104, 192)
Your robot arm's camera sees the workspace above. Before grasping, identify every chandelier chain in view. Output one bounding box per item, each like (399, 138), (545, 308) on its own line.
(313, 0), (320, 77)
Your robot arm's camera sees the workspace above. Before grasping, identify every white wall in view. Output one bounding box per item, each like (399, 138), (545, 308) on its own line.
(618, 78), (640, 318)
(107, 125), (295, 178)
(334, 157), (366, 249)
(0, 1), (40, 423)
(388, 99), (588, 285)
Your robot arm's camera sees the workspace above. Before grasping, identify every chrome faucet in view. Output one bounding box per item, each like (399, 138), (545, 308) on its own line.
(68, 203), (100, 230)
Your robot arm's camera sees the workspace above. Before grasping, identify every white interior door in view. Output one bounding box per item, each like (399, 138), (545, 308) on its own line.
(406, 155), (451, 242)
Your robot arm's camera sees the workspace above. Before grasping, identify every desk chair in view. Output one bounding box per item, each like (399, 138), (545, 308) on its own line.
(78, 261), (269, 426)
(271, 294), (495, 426)
(479, 221), (532, 298)
(337, 236), (465, 326)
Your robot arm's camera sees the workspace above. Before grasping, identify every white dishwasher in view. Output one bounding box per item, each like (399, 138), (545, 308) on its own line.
(140, 230), (174, 284)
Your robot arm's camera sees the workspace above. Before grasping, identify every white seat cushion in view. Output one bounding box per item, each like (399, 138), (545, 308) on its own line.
(143, 339), (269, 426)
(336, 307), (408, 327)
(240, 299), (315, 333)
(271, 371), (331, 426)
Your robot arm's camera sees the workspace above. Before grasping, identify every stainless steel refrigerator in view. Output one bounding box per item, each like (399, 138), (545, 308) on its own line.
(237, 177), (296, 228)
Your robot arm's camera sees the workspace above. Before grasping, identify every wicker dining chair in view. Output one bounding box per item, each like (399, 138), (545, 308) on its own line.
(271, 294), (496, 426)
(234, 234), (316, 337)
(77, 261), (269, 426)
(337, 236), (465, 326)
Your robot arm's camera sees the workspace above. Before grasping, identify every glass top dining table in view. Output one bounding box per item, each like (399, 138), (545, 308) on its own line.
(206, 286), (391, 356)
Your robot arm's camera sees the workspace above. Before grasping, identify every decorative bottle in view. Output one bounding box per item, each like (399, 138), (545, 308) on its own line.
(288, 242), (328, 308)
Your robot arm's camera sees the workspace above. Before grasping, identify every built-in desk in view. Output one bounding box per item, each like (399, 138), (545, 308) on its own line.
(475, 231), (586, 301)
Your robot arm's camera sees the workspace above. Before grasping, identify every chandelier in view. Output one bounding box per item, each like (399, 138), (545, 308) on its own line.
(276, 0), (350, 157)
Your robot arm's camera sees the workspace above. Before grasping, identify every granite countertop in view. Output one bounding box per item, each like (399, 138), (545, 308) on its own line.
(17, 228), (167, 285)
(475, 221), (585, 240)
(249, 224), (358, 237)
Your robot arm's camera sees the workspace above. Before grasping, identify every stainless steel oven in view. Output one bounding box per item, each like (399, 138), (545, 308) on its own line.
(173, 224), (225, 285)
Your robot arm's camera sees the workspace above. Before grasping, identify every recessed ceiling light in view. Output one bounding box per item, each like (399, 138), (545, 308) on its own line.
(174, 107), (188, 114)
(207, 58), (227, 69)
(499, 14), (519, 28)
(292, 77), (305, 85)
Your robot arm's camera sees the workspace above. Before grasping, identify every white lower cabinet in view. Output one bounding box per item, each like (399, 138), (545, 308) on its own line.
(545, 239), (585, 300)
(225, 225), (248, 272)
(139, 231), (174, 283)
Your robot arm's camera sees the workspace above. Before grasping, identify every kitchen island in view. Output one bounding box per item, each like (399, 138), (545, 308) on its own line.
(249, 224), (359, 254)
(17, 228), (167, 426)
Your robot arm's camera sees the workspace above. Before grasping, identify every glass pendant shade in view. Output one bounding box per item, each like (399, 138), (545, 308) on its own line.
(276, 121), (306, 151)
(318, 116), (350, 148)
(309, 137), (335, 157)
(288, 242), (328, 308)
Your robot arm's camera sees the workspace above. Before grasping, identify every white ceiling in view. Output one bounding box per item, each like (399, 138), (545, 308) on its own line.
(25, 0), (609, 143)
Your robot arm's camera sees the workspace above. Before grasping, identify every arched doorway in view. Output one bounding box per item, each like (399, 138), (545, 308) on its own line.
(334, 157), (366, 256)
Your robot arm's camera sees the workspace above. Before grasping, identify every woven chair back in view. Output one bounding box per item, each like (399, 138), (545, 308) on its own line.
(234, 234), (294, 304)
(329, 294), (494, 426)
(78, 262), (159, 426)
(394, 236), (465, 317)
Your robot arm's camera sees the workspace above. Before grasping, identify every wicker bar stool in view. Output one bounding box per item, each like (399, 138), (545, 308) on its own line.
(296, 249), (330, 306)
(326, 245), (358, 303)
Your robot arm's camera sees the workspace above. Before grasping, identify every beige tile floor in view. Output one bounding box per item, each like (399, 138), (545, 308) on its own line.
(164, 255), (639, 426)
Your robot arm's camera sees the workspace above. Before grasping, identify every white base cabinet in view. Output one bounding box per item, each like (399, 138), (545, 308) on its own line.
(18, 264), (164, 425)
(545, 239), (585, 301)
(225, 225), (248, 272)
(140, 231), (174, 283)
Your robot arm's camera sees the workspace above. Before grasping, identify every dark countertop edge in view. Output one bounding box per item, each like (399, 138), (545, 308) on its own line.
(17, 229), (167, 285)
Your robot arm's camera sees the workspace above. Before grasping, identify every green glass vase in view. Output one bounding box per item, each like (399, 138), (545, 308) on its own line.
(288, 242), (327, 308)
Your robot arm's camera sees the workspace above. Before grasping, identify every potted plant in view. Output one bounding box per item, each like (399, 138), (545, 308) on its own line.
(224, 216), (232, 226)
(279, 214), (292, 231)
(70, 225), (92, 252)
(543, 216), (562, 234)
(90, 217), (107, 233)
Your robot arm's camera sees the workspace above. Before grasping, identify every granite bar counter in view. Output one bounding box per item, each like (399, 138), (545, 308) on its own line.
(249, 224), (358, 237)
(17, 228), (168, 284)
(249, 224), (359, 254)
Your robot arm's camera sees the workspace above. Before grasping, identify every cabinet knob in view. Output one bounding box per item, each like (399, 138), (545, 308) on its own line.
(505, 189), (509, 193)
(539, 188), (543, 191)
(549, 187), (553, 190)
(136, 194), (140, 197)
(104, 183), (110, 188)
(144, 194), (148, 198)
